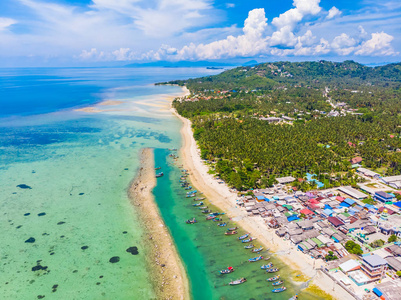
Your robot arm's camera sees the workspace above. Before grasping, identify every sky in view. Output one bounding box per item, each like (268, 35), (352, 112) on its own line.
(0, 0), (400, 66)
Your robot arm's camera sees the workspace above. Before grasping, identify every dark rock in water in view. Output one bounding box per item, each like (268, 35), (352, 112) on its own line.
(32, 170), (36, 173)
(73, 270), (78, 273)
(16, 225), (22, 229)
(25, 237), (35, 243)
(12, 192), (17, 194)
(122, 231), (127, 234)
(49, 253), (54, 256)
(81, 246), (88, 250)
(17, 184), (32, 189)
(37, 295), (45, 299)
(52, 289), (57, 293)
(38, 212), (46, 216)
(161, 264), (165, 267)
(60, 235), (65, 238)
(57, 222), (65, 225)
(109, 256), (120, 263)
(24, 213), (30, 216)
(99, 275), (103, 278)
(42, 233), (49, 236)
(96, 282), (101, 285)
(52, 284), (58, 289)
(79, 193), (84, 195)
(124, 168), (128, 170)
(126, 247), (139, 255)
(32, 265), (48, 272)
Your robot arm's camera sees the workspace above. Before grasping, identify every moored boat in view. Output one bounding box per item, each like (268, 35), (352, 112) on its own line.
(238, 233), (249, 240)
(194, 197), (205, 201)
(244, 244), (254, 249)
(186, 194), (196, 198)
(266, 275), (280, 282)
(184, 186), (192, 190)
(252, 247), (263, 253)
(192, 202), (203, 206)
(272, 286), (286, 293)
(155, 167), (161, 170)
(241, 237), (256, 243)
(266, 268), (279, 273)
(225, 230), (237, 235)
(248, 255), (263, 262)
(260, 263), (273, 269)
(227, 227), (238, 231)
(206, 215), (216, 220)
(213, 217), (222, 221)
(199, 206), (208, 209)
(201, 209), (211, 214)
(272, 280), (284, 286)
(218, 222), (227, 227)
(186, 218), (197, 224)
(264, 257), (270, 261)
(156, 172), (164, 178)
(219, 266), (234, 274)
(229, 278), (246, 286)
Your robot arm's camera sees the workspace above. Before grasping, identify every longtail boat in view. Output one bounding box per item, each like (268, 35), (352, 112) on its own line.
(156, 172), (164, 178)
(266, 275), (280, 282)
(199, 206), (208, 209)
(213, 217), (222, 221)
(248, 255), (263, 262)
(242, 237), (256, 243)
(260, 263), (273, 269)
(195, 197), (205, 201)
(206, 215), (216, 220)
(184, 186), (192, 190)
(225, 230), (237, 235)
(272, 280), (284, 286)
(219, 266), (234, 274)
(289, 294), (298, 300)
(186, 194), (196, 198)
(264, 257), (271, 261)
(252, 247), (263, 253)
(155, 167), (161, 170)
(202, 209), (211, 214)
(229, 278), (246, 286)
(272, 286), (286, 293)
(186, 218), (197, 224)
(192, 202), (203, 206)
(227, 227), (238, 231)
(238, 233), (249, 240)
(244, 244), (254, 249)
(266, 268), (279, 273)
(186, 190), (197, 195)
(193, 197), (203, 201)
(217, 222), (227, 227)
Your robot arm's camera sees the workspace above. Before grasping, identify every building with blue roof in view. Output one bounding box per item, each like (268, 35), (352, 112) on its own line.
(322, 208), (334, 217)
(287, 215), (300, 222)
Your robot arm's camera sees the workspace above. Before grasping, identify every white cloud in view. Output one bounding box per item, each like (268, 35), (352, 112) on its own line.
(331, 33), (356, 55)
(0, 17), (17, 30)
(326, 7), (341, 20)
(272, 0), (321, 29)
(226, 3), (235, 8)
(355, 32), (398, 56)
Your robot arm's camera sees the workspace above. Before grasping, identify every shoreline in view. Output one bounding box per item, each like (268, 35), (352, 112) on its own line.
(171, 107), (352, 300)
(128, 148), (189, 300)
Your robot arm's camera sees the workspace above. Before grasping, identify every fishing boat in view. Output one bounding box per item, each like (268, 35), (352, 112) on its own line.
(225, 230), (237, 235)
(217, 222), (227, 227)
(181, 169), (187, 172)
(156, 172), (164, 178)
(227, 227), (238, 231)
(219, 266), (234, 274)
(272, 280), (284, 286)
(264, 257), (271, 261)
(272, 286), (286, 293)
(201, 209), (211, 214)
(169, 148), (177, 151)
(266, 275), (280, 282)
(260, 263), (273, 269)
(289, 294), (298, 300)
(186, 190), (197, 195)
(213, 217), (222, 221)
(252, 247), (263, 253)
(186, 194), (196, 198)
(192, 202), (203, 206)
(155, 167), (161, 170)
(229, 278), (246, 286)
(244, 244), (254, 249)
(238, 233), (249, 240)
(184, 186), (192, 190)
(266, 268), (279, 273)
(199, 206), (208, 209)
(206, 215), (216, 220)
(186, 218), (197, 224)
(194, 197), (205, 201)
(248, 255), (263, 262)
(241, 237), (256, 243)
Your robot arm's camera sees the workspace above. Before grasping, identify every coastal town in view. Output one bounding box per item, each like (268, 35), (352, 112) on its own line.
(232, 167), (401, 300)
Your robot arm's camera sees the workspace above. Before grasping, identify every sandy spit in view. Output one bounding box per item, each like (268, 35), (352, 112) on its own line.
(171, 108), (352, 300)
(128, 148), (189, 300)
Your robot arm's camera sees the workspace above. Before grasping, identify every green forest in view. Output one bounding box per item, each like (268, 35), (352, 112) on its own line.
(165, 60), (401, 191)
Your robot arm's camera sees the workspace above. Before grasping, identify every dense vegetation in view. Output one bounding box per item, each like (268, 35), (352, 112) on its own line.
(167, 60), (401, 191)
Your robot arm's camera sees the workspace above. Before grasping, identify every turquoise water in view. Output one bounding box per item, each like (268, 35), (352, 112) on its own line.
(0, 67), (219, 299)
(153, 148), (312, 300)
